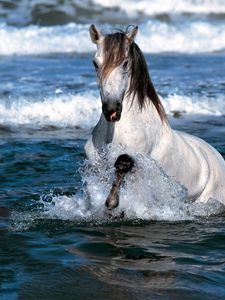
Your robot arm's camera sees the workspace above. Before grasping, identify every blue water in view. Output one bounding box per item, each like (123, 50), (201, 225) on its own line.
(1, 1), (225, 299)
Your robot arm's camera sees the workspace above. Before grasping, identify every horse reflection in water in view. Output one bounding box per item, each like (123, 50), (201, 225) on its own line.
(68, 224), (177, 296)
(85, 24), (225, 212)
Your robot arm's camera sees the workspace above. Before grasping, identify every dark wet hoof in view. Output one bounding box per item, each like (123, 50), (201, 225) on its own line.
(114, 154), (134, 174)
(105, 191), (119, 209)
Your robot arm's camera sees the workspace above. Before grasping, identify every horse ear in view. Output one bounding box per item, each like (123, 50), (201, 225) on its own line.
(126, 26), (138, 43)
(89, 24), (103, 44)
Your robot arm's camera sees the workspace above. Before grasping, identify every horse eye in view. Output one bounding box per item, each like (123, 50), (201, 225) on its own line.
(93, 60), (99, 70)
(122, 60), (129, 69)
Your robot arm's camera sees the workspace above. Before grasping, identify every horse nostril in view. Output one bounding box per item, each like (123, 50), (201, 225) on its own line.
(116, 102), (121, 108)
(110, 111), (118, 122)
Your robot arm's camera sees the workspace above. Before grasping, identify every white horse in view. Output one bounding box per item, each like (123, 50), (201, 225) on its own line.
(85, 24), (225, 210)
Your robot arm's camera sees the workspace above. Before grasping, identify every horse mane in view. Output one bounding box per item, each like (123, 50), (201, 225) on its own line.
(102, 29), (167, 122)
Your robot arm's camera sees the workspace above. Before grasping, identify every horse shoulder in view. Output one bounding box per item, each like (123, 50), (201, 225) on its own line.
(172, 131), (225, 203)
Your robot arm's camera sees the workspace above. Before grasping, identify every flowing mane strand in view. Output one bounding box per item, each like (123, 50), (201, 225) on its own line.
(101, 32), (126, 81)
(128, 41), (167, 122)
(102, 29), (167, 122)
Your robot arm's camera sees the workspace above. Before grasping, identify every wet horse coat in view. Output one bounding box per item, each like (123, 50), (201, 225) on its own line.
(85, 25), (225, 208)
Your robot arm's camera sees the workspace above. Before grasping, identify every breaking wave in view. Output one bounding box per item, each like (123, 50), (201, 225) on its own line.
(1, 20), (225, 56)
(1, 0), (225, 26)
(0, 92), (224, 130)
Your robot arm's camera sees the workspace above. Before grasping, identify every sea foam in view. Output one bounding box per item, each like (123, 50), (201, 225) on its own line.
(0, 23), (94, 56)
(93, 0), (225, 16)
(0, 92), (224, 130)
(0, 92), (101, 129)
(2, 0), (225, 26)
(1, 20), (225, 56)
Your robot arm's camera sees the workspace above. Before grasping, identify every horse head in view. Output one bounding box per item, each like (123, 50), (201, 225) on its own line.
(89, 24), (138, 122)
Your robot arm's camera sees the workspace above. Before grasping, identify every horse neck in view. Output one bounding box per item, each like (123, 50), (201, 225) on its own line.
(116, 91), (170, 152)
(122, 92), (165, 130)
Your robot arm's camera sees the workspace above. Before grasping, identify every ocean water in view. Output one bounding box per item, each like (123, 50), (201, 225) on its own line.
(1, 1), (225, 299)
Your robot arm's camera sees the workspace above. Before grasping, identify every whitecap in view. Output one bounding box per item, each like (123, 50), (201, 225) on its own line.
(0, 92), (224, 130)
(1, 20), (225, 55)
(0, 92), (101, 129)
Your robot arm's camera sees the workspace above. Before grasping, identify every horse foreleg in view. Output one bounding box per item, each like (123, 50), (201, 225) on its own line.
(105, 154), (134, 210)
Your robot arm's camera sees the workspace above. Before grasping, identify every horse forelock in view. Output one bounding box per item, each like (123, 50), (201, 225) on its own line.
(100, 32), (127, 81)
(100, 29), (167, 122)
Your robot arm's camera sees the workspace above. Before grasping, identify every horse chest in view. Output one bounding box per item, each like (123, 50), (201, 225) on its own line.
(112, 119), (149, 154)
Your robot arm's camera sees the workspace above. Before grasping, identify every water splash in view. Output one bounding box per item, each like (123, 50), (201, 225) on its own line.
(10, 151), (225, 231)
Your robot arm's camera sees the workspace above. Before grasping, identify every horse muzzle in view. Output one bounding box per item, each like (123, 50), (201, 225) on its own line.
(102, 102), (122, 122)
